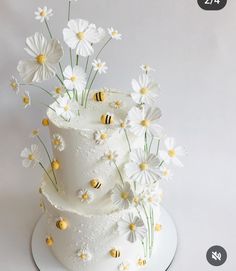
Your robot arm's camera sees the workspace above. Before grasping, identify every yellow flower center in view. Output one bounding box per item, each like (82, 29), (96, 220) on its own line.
(155, 224), (162, 232)
(140, 87), (149, 95)
(55, 87), (62, 94)
(121, 192), (129, 200)
(100, 133), (108, 140)
(64, 105), (70, 111)
(40, 11), (46, 17)
(163, 170), (169, 177)
(70, 76), (78, 82)
(168, 149), (176, 158)
(36, 54), (47, 65)
(115, 100), (122, 108)
(112, 31), (118, 36)
(32, 130), (39, 136)
(23, 96), (30, 105)
(53, 139), (61, 146)
(140, 119), (150, 127)
(28, 154), (35, 161)
(82, 193), (89, 200)
(107, 154), (113, 160)
(129, 223), (136, 232)
(80, 253), (87, 260)
(77, 32), (85, 41)
(134, 196), (140, 204)
(139, 162), (149, 171)
(11, 82), (17, 90)
(120, 122), (126, 129)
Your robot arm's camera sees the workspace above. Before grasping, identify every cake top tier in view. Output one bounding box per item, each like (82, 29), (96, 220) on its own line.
(47, 91), (133, 131)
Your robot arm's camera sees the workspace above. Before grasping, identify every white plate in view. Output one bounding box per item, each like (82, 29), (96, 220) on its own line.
(31, 206), (177, 271)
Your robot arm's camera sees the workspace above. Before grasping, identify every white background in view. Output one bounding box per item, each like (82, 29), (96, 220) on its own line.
(0, 0), (235, 270)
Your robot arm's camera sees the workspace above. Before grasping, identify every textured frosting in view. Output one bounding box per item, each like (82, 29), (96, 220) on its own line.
(47, 91), (143, 210)
(41, 178), (160, 271)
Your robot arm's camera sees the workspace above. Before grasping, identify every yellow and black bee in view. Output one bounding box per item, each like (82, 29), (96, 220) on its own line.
(110, 248), (121, 258)
(101, 113), (114, 125)
(90, 179), (102, 189)
(138, 259), (147, 267)
(93, 90), (107, 102)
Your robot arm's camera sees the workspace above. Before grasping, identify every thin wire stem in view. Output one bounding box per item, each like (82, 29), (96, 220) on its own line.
(96, 37), (112, 60)
(70, 49), (73, 66)
(149, 136), (154, 153)
(85, 56), (90, 72)
(39, 162), (58, 192)
(36, 135), (57, 186)
(45, 20), (53, 39)
(68, 1), (71, 21)
(156, 139), (160, 155)
(85, 70), (98, 108)
(20, 84), (55, 100)
(124, 129), (131, 152)
(114, 161), (124, 185)
(76, 55), (79, 66)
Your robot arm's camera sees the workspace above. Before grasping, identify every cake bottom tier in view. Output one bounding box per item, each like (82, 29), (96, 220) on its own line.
(41, 180), (161, 271)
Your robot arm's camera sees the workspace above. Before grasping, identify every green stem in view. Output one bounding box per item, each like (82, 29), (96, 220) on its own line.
(149, 136), (154, 153)
(114, 161), (124, 185)
(36, 135), (57, 186)
(156, 139), (160, 155)
(20, 84), (56, 101)
(124, 129), (131, 152)
(144, 132), (148, 153)
(39, 162), (58, 192)
(159, 160), (164, 168)
(96, 37), (112, 59)
(85, 56), (90, 72)
(45, 20), (53, 39)
(70, 49), (73, 66)
(143, 203), (151, 257)
(136, 207), (147, 258)
(76, 55), (79, 66)
(56, 75), (71, 99)
(85, 70), (98, 108)
(68, 1), (71, 21)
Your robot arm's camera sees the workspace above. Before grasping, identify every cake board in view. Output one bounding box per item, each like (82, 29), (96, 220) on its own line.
(31, 206), (177, 271)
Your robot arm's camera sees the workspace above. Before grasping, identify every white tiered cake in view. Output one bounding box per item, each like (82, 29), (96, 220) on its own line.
(11, 3), (185, 271)
(41, 92), (161, 271)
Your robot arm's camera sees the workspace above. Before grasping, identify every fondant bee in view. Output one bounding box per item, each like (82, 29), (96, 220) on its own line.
(101, 113), (114, 125)
(93, 90), (106, 102)
(110, 248), (121, 258)
(138, 258), (147, 267)
(56, 218), (68, 230)
(90, 179), (102, 189)
(46, 236), (54, 247)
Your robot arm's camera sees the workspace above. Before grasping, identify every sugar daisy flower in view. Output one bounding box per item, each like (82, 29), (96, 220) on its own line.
(52, 86), (66, 98)
(63, 65), (87, 92)
(118, 262), (131, 271)
(35, 7), (53, 23)
(54, 96), (79, 121)
(20, 144), (41, 168)
(111, 182), (134, 209)
(22, 91), (31, 108)
(63, 19), (101, 57)
(160, 165), (173, 181)
(10, 76), (20, 94)
(140, 64), (155, 73)
(144, 186), (163, 206)
(76, 248), (92, 262)
(17, 33), (63, 83)
(117, 213), (147, 243)
(101, 150), (118, 165)
(77, 189), (94, 203)
(94, 130), (109, 145)
(131, 74), (159, 105)
(128, 106), (163, 137)
(92, 59), (108, 74)
(159, 137), (186, 167)
(52, 134), (65, 152)
(108, 27), (122, 40)
(125, 149), (161, 184)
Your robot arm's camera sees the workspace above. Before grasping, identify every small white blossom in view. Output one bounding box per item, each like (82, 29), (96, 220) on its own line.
(159, 137), (186, 167)
(118, 262), (131, 271)
(35, 7), (53, 23)
(76, 248), (92, 262)
(94, 130), (109, 145)
(17, 33), (63, 83)
(22, 91), (31, 108)
(118, 119), (131, 133)
(160, 165), (173, 181)
(131, 74), (159, 105)
(108, 27), (122, 40)
(52, 134), (65, 152)
(20, 144), (40, 168)
(52, 86), (66, 98)
(54, 96), (79, 121)
(117, 213), (147, 243)
(101, 150), (118, 165)
(77, 189), (94, 203)
(30, 129), (39, 138)
(128, 106), (163, 137)
(111, 182), (134, 209)
(92, 59), (108, 74)
(10, 76), (20, 94)
(125, 149), (161, 184)
(109, 100), (123, 109)
(63, 65), (87, 92)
